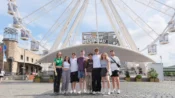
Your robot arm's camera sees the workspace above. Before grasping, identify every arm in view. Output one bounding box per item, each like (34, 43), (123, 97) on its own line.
(53, 62), (57, 76)
(84, 60), (88, 76)
(107, 58), (111, 73)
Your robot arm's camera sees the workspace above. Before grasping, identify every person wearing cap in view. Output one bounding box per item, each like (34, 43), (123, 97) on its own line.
(110, 50), (121, 94)
(92, 48), (102, 94)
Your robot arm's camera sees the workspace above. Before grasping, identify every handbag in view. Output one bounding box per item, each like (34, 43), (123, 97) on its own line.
(110, 57), (121, 68)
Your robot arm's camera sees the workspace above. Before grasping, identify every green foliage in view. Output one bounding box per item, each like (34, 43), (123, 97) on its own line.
(50, 75), (54, 79)
(34, 75), (41, 79)
(148, 68), (158, 79)
(125, 71), (130, 78)
(135, 74), (142, 79)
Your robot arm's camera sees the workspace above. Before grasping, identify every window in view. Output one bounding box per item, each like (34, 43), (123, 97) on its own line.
(31, 58), (33, 62)
(21, 55), (23, 60)
(27, 57), (29, 61)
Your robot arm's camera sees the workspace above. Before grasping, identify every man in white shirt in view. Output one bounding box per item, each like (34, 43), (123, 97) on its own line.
(110, 50), (121, 94)
(92, 48), (101, 94)
(70, 53), (79, 93)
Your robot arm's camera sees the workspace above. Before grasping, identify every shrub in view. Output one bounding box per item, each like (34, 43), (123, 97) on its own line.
(34, 75), (41, 79)
(135, 74), (142, 79)
(125, 71), (130, 78)
(148, 68), (158, 79)
(50, 75), (54, 79)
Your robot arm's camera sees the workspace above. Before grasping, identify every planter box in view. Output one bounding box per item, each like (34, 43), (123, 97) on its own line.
(125, 77), (130, 81)
(49, 79), (54, 83)
(155, 78), (159, 82)
(33, 78), (41, 83)
(150, 78), (155, 82)
(29, 75), (35, 80)
(136, 78), (142, 82)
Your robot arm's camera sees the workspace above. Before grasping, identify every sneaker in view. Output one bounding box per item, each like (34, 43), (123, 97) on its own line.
(54, 92), (59, 95)
(97, 91), (101, 94)
(111, 89), (116, 94)
(83, 89), (87, 93)
(64, 92), (67, 95)
(70, 90), (73, 94)
(117, 89), (120, 94)
(62, 91), (65, 94)
(73, 90), (76, 94)
(107, 91), (111, 95)
(78, 91), (81, 94)
(92, 92), (96, 95)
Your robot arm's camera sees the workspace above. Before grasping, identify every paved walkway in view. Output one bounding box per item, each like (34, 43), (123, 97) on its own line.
(0, 80), (175, 98)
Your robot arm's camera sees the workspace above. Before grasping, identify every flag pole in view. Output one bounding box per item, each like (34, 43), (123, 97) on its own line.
(2, 43), (4, 70)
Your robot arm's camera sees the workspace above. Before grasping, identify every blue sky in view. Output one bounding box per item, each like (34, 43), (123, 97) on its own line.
(0, 0), (175, 67)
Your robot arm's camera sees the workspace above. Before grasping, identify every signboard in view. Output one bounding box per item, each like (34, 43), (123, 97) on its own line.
(82, 32), (119, 45)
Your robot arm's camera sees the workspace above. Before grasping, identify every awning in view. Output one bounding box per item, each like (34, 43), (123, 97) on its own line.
(38, 44), (155, 63)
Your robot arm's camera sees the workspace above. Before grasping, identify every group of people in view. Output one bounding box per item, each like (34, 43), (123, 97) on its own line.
(53, 48), (121, 95)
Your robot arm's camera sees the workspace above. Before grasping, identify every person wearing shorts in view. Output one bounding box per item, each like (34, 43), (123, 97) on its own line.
(70, 53), (79, 93)
(84, 53), (93, 93)
(77, 50), (86, 94)
(110, 50), (121, 94)
(100, 53), (111, 95)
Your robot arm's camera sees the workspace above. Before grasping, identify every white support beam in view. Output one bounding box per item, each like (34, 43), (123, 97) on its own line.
(62, 0), (89, 48)
(101, 0), (125, 47)
(108, 0), (138, 51)
(50, 0), (81, 52)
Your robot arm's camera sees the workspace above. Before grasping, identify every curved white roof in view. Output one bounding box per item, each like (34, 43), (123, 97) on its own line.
(38, 44), (155, 63)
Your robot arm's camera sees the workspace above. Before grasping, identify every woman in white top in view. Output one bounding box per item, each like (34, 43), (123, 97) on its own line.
(100, 53), (111, 95)
(62, 56), (71, 94)
(110, 50), (121, 94)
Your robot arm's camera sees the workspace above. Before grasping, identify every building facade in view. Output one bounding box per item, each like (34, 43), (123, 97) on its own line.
(82, 32), (120, 45)
(0, 39), (42, 75)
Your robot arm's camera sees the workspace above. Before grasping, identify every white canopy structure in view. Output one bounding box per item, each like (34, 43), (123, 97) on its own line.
(38, 44), (154, 63)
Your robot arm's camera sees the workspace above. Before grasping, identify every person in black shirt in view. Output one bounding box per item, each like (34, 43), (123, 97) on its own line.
(85, 53), (93, 93)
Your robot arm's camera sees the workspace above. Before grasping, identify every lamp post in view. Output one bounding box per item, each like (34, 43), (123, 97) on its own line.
(23, 49), (27, 80)
(160, 56), (163, 65)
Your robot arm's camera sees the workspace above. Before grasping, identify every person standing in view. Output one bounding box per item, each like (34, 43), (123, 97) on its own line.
(110, 50), (121, 94)
(92, 48), (101, 94)
(62, 56), (71, 94)
(84, 53), (93, 93)
(100, 53), (111, 95)
(53, 52), (63, 94)
(0, 68), (5, 82)
(77, 50), (86, 94)
(70, 53), (79, 94)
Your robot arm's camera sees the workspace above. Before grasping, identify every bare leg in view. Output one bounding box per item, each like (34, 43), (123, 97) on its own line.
(83, 78), (86, 91)
(71, 83), (74, 91)
(112, 77), (116, 90)
(106, 76), (110, 89)
(73, 82), (76, 90)
(116, 77), (120, 89)
(102, 77), (105, 89)
(79, 78), (83, 92)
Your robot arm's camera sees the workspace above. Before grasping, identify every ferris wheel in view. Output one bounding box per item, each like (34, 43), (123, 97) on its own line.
(5, 0), (175, 57)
